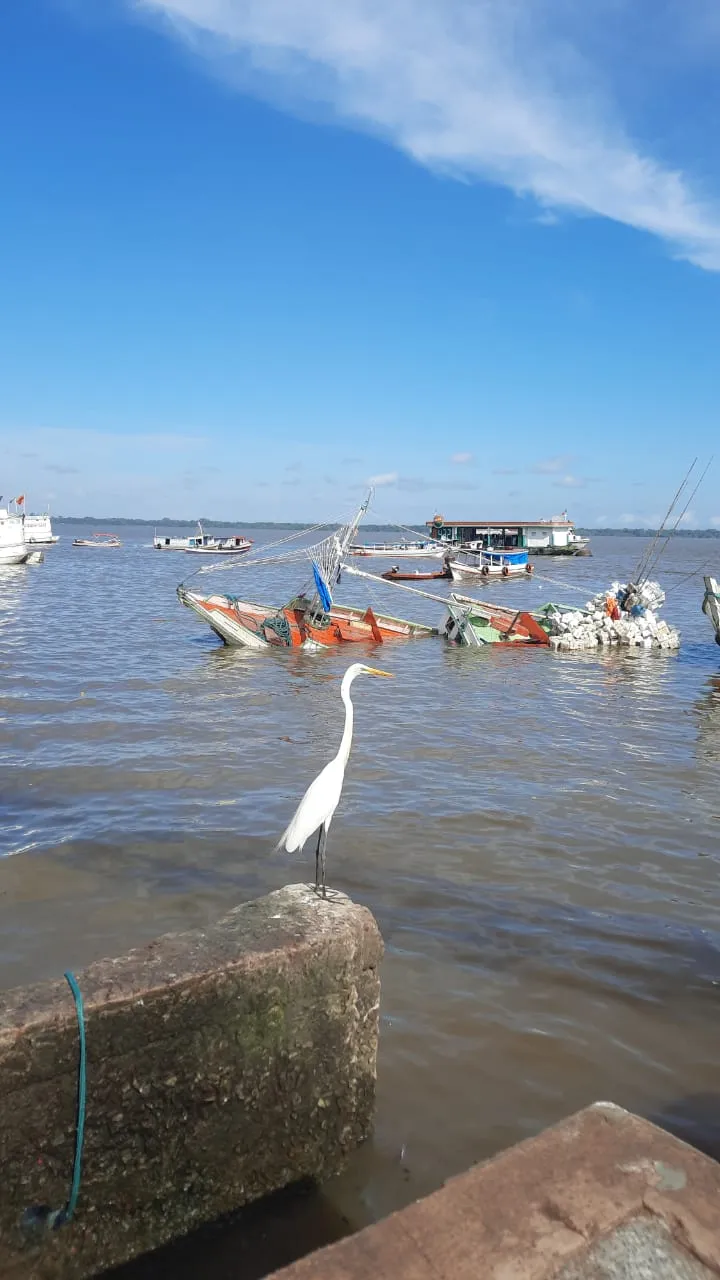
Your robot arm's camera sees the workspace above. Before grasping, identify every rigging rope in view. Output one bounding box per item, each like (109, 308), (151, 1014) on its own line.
(640, 457), (713, 584)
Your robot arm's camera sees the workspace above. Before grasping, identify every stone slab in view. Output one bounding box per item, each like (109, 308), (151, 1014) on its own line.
(0, 884), (382, 1280)
(269, 1102), (720, 1280)
(556, 1217), (714, 1279)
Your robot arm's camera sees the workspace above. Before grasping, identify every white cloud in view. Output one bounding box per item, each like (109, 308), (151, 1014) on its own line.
(451, 451), (473, 464)
(711, 516), (720, 528)
(134, 0), (720, 269)
(365, 471), (476, 492)
(532, 454), (574, 475)
(553, 474), (585, 488)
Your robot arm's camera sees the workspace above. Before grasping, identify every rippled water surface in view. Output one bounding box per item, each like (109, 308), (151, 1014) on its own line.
(2, 526), (720, 1270)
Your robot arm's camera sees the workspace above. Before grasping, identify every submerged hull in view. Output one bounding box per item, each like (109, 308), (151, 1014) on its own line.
(702, 576), (720, 647)
(445, 596), (550, 647)
(179, 588), (436, 649)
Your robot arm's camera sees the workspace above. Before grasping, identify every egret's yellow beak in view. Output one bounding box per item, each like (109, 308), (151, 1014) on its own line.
(365, 667), (394, 677)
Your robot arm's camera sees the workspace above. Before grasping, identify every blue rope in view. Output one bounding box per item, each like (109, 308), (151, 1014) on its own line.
(21, 970), (87, 1233)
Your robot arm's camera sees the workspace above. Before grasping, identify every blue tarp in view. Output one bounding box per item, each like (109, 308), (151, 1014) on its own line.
(312, 562), (333, 612)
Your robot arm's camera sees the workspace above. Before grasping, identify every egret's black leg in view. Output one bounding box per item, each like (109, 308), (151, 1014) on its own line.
(319, 826), (328, 900)
(314, 827), (323, 893)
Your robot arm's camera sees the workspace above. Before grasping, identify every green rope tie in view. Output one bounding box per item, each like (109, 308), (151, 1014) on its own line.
(22, 971), (87, 1233)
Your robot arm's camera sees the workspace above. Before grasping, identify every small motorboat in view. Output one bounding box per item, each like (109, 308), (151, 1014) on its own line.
(381, 564), (451, 582)
(73, 532), (122, 548)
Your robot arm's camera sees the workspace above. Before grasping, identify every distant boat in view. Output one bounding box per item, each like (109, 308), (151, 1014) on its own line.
(73, 532), (122, 548)
(448, 547), (533, 581)
(154, 522), (252, 555)
(185, 533), (253, 555)
(348, 540), (444, 559)
(0, 507), (30, 565)
(24, 510), (59, 544)
(381, 564), (451, 582)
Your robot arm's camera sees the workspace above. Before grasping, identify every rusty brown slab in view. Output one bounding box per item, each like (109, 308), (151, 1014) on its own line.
(269, 1102), (720, 1280)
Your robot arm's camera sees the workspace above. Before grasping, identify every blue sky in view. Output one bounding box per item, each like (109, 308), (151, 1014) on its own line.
(1, 0), (719, 526)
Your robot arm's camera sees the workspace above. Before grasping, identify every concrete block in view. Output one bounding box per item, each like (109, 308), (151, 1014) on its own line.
(0, 885), (382, 1279)
(269, 1102), (720, 1280)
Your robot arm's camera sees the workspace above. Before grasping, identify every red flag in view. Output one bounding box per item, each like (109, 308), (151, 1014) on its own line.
(15, 495), (24, 505)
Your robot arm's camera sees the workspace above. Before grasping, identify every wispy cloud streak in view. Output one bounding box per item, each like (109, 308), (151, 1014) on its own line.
(134, 0), (720, 269)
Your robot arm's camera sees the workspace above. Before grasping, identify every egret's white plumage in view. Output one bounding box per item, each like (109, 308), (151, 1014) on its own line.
(278, 662), (394, 896)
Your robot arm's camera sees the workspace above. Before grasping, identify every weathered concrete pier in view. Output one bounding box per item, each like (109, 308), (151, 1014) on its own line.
(0, 884), (382, 1280)
(271, 1102), (720, 1280)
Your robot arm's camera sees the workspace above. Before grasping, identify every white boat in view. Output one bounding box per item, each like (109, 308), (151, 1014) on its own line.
(448, 547), (533, 581)
(73, 532), (122, 548)
(154, 522), (203, 550)
(702, 577), (720, 646)
(348, 540), (444, 559)
(24, 510), (59, 544)
(185, 533), (253, 556)
(154, 522), (252, 555)
(0, 508), (30, 565)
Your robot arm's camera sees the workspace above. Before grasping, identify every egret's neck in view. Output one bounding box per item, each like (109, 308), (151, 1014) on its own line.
(337, 677), (355, 767)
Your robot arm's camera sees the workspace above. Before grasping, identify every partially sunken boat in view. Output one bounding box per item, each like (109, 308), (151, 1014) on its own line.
(178, 496), (436, 650)
(702, 577), (720, 646)
(445, 595), (550, 646)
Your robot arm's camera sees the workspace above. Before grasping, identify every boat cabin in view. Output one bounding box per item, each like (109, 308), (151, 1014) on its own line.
(427, 513), (581, 552)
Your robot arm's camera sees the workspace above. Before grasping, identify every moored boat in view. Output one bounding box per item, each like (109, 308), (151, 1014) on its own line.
(702, 577), (720, 647)
(24, 510), (59, 544)
(349, 540), (444, 559)
(0, 508), (30, 565)
(153, 522), (253, 554)
(185, 533), (253, 555)
(73, 532), (122, 548)
(381, 564), (451, 582)
(448, 547), (533, 581)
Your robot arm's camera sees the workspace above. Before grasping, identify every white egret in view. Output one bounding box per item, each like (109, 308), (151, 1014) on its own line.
(277, 662), (394, 897)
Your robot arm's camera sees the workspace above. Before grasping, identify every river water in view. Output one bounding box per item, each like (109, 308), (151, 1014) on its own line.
(2, 526), (720, 1274)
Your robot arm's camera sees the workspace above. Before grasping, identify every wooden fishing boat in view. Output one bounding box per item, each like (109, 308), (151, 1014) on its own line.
(178, 493), (436, 650)
(444, 593), (550, 647)
(702, 577), (720, 646)
(178, 587), (435, 649)
(381, 564), (451, 582)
